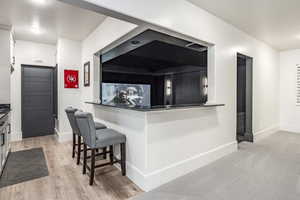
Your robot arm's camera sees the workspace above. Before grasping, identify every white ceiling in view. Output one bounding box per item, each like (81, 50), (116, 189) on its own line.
(187, 0), (300, 50)
(0, 0), (106, 44)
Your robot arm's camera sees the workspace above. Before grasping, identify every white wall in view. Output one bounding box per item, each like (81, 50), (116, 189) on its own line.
(74, 0), (281, 190)
(10, 38), (82, 142)
(76, 0), (281, 134)
(56, 38), (82, 141)
(280, 49), (300, 133)
(0, 29), (11, 104)
(10, 40), (56, 141)
(81, 17), (137, 112)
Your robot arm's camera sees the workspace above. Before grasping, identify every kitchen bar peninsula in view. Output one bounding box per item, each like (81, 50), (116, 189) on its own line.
(85, 102), (235, 191)
(86, 102), (225, 112)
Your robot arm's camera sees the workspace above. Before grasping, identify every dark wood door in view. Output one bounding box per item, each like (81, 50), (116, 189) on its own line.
(22, 65), (54, 138)
(236, 53), (253, 143)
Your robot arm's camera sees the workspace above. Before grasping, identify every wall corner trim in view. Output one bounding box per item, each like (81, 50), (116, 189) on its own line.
(280, 123), (300, 134)
(254, 125), (280, 142)
(10, 131), (22, 142)
(55, 129), (72, 143)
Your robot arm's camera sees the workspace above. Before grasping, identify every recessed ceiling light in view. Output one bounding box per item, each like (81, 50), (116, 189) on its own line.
(31, 23), (42, 35)
(30, 0), (48, 6)
(131, 40), (141, 45)
(31, 27), (41, 35)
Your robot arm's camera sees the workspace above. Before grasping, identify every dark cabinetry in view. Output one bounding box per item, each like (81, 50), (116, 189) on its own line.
(0, 113), (10, 177)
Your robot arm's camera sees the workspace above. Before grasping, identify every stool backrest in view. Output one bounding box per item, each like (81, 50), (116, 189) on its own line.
(65, 107), (80, 135)
(75, 111), (96, 148)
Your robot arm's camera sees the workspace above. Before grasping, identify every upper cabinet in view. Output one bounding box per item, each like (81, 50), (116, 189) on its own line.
(0, 28), (11, 66)
(0, 26), (12, 104)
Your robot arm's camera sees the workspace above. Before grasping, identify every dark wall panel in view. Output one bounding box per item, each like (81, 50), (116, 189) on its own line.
(173, 71), (207, 105)
(237, 57), (246, 113)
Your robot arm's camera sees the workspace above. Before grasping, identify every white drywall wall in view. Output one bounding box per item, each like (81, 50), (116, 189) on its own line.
(10, 40), (56, 141)
(280, 49), (300, 133)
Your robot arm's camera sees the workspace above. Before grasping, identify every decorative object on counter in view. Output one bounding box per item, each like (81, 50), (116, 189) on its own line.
(84, 61), (90, 87)
(102, 83), (151, 107)
(64, 69), (79, 88)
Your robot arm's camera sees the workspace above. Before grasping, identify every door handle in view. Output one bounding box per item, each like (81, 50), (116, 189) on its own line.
(1, 133), (4, 146)
(8, 123), (11, 134)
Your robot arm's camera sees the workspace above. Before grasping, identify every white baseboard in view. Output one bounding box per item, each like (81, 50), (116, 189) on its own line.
(55, 129), (72, 143)
(126, 141), (237, 192)
(254, 125), (279, 142)
(10, 130), (74, 143)
(10, 131), (22, 142)
(280, 123), (300, 134)
(116, 161), (148, 191)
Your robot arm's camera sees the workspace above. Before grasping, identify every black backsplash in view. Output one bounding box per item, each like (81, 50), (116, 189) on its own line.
(0, 104), (11, 113)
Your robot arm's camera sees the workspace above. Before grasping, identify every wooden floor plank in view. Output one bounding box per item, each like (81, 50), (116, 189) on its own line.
(0, 135), (143, 200)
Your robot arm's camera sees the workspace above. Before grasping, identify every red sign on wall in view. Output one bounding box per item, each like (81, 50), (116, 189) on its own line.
(64, 70), (79, 88)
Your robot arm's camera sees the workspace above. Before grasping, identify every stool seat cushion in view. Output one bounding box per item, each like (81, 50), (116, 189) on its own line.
(95, 129), (126, 148)
(95, 122), (106, 130)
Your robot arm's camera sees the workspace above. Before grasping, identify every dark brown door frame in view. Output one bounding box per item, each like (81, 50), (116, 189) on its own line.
(237, 53), (253, 143)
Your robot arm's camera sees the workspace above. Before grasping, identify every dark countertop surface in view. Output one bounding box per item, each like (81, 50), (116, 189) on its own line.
(0, 111), (9, 120)
(0, 104), (11, 120)
(0, 113), (5, 120)
(85, 102), (225, 112)
(0, 113), (9, 128)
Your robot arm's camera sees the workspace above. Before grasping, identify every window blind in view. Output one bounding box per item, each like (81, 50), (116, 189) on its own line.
(297, 64), (300, 106)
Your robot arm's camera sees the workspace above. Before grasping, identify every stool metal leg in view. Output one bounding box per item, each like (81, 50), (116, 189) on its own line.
(120, 143), (126, 176)
(109, 145), (114, 165)
(77, 135), (81, 165)
(83, 144), (87, 174)
(90, 149), (96, 185)
(72, 133), (76, 158)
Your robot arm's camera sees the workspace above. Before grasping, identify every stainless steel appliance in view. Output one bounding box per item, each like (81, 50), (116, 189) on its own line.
(0, 104), (11, 177)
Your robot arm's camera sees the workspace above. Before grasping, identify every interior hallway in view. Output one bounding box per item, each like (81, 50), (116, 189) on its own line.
(1, 131), (300, 200)
(132, 131), (300, 200)
(0, 136), (142, 200)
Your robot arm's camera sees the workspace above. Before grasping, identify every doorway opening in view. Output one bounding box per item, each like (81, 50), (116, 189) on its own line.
(21, 65), (57, 138)
(236, 53), (253, 143)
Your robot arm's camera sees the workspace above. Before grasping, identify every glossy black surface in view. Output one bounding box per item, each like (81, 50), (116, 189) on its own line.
(85, 102), (224, 112)
(102, 30), (207, 63)
(0, 105), (9, 128)
(0, 104), (10, 120)
(0, 104), (10, 112)
(101, 29), (208, 107)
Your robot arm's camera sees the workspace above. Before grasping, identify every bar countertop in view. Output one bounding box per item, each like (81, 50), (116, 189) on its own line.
(85, 101), (225, 112)
(0, 104), (10, 120)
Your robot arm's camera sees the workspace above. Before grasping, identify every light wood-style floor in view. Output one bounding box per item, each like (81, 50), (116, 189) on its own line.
(0, 135), (143, 200)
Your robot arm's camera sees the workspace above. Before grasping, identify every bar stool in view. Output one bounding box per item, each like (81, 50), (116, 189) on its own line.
(75, 111), (126, 186)
(65, 107), (107, 165)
